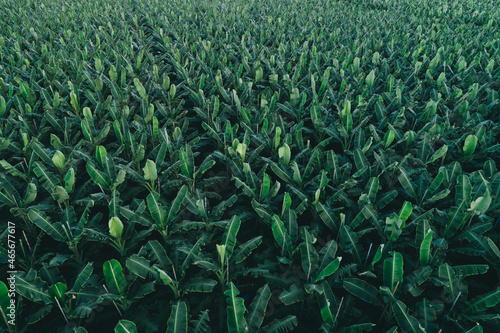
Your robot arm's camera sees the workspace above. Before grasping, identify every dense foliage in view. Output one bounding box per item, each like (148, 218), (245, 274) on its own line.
(1, 0), (500, 332)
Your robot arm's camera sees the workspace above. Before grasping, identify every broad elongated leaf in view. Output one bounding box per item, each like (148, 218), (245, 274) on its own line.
(225, 282), (247, 333)
(416, 299), (438, 333)
(343, 278), (381, 305)
(231, 236), (263, 265)
(71, 263), (93, 292)
(271, 214), (292, 255)
(222, 215), (242, 258)
(146, 240), (172, 270)
(167, 185), (188, 223)
(438, 263), (458, 302)
(463, 135), (478, 156)
(103, 259), (127, 296)
(181, 278), (217, 293)
(279, 284), (305, 305)
(383, 252), (403, 293)
(314, 257), (341, 283)
(398, 168), (416, 199)
(464, 287), (500, 314)
(419, 231), (433, 266)
(167, 301), (188, 333)
(392, 299), (425, 333)
(299, 228), (319, 279)
(28, 209), (69, 242)
(86, 162), (110, 190)
(247, 284), (271, 332)
(147, 191), (166, 226)
(364, 177), (379, 203)
(126, 254), (155, 279)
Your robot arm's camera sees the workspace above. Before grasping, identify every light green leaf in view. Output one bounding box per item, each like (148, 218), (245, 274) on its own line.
(463, 135), (478, 156)
(108, 216), (123, 239)
(103, 259), (127, 296)
(142, 159), (158, 182)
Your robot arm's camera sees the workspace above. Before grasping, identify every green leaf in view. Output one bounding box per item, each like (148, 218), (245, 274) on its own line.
(0, 281), (10, 315)
(392, 299), (425, 333)
(427, 145), (448, 164)
(464, 287), (500, 314)
(383, 252), (404, 293)
(314, 257), (342, 282)
(398, 168), (416, 199)
(463, 135), (478, 156)
(223, 215), (242, 259)
(33, 141), (54, 165)
(71, 263), (93, 292)
(103, 259), (127, 296)
(142, 159), (158, 181)
(456, 175), (472, 204)
(469, 189), (492, 214)
(343, 278), (381, 305)
(64, 168), (75, 193)
(52, 150), (65, 171)
(147, 191), (166, 226)
(231, 236), (263, 265)
(340, 225), (362, 264)
(133, 78), (147, 100)
(316, 202), (338, 231)
(261, 173), (271, 200)
(126, 254), (155, 279)
(384, 130), (395, 148)
(419, 231), (433, 266)
(466, 325), (483, 333)
(271, 214), (292, 255)
(49, 282), (67, 302)
(438, 263), (458, 302)
(167, 185), (188, 224)
(181, 278), (217, 293)
(415, 299), (438, 333)
(299, 228), (319, 279)
(146, 240), (172, 270)
(247, 284), (271, 332)
(108, 216), (124, 239)
(398, 201), (412, 222)
(193, 310), (211, 333)
(364, 177), (379, 203)
(86, 162), (110, 190)
(28, 209), (69, 242)
(443, 201), (467, 236)
(279, 284), (305, 305)
(261, 315), (298, 333)
(115, 320), (138, 333)
(453, 265), (489, 277)
(354, 149), (369, 171)
(225, 282), (247, 333)
(167, 301), (188, 333)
